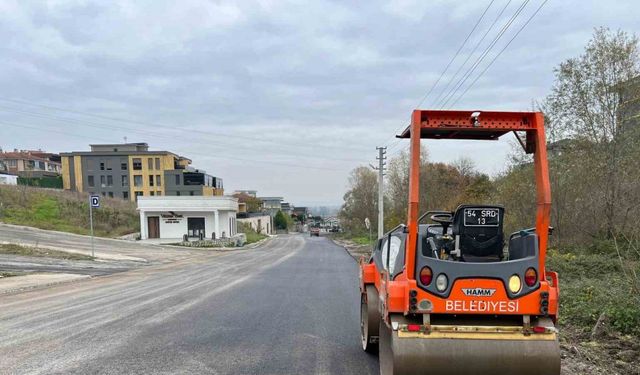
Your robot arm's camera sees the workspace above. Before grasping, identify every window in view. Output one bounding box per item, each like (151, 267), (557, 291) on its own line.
(121, 175), (128, 187)
(381, 236), (403, 273)
(101, 191), (106, 197)
(150, 191), (155, 196)
(148, 158), (153, 170)
(156, 191), (162, 196)
(7, 160), (17, 167)
(106, 160), (112, 171)
(100, 162), (105, 171)
(175, 174), (180, 185)
(121, 163), (127, 170)
(133, 158), (142, 170)
(156, 175), (161, 187)
(107, 175), (113, 187)
(88, 176), (95, 187)
(100, 175), (106, 187)
(149, 175), (154, 187)
(176, 191), (181, 196)
(123, 191), (129, 199)
(108, 192), (114, 198)
(134, 191), (143, 201)
(134, 175), (142, 187)
(189, 191), (194, 196)
(155, 157), (160, 170)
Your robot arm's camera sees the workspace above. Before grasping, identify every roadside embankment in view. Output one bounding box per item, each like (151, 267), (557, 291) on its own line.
(0, 185), (139, 237)
(328, 235), (372, 261)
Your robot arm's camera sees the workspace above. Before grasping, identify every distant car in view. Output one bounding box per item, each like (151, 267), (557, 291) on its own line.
(310, 227), (320, 237)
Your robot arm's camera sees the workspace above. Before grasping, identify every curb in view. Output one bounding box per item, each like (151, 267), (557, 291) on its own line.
(0, 274), (92, 296)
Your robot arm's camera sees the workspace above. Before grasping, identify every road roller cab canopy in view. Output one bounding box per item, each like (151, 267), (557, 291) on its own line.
(397, 110), (551, 281)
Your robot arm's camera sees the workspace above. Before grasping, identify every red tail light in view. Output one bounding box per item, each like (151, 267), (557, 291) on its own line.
(419, 267), (433, 285)
(532, 326), (546, 333)
(407, 324), (421, 332)
(525, 268), (537, 286)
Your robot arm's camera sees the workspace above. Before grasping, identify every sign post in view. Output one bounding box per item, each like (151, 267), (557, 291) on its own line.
(89, 195), (100, 258)
(364, 217), (371, 244)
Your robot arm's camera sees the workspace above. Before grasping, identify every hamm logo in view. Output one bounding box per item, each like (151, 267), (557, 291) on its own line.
(462, 288), (496, 297)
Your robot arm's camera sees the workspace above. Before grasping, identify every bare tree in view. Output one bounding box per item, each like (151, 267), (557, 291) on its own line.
(546, 27), (640, 239)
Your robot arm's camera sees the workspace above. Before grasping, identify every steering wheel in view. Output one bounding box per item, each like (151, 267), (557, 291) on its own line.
(430, 213), (453, 225)
(430, 213), (453, 236)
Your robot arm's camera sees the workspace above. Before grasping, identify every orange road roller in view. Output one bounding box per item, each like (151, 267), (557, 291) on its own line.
(359, 110), (560, 375)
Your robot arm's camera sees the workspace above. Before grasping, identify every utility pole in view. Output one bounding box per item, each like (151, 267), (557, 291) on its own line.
(371, 147), (387, 239)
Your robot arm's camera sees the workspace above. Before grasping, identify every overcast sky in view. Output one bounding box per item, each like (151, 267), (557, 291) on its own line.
(0, 0), (638, 206)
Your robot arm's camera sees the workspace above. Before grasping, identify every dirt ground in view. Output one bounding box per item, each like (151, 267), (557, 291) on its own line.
(330, 237), (640, 375)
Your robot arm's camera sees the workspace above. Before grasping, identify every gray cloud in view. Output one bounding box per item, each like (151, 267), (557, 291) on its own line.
(1, 0), (638, 205)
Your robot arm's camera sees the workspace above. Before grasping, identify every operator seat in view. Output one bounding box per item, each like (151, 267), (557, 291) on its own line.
(451, 205), (505, 262)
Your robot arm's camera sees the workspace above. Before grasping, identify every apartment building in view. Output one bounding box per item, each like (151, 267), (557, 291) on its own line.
(0, 149), (62, 177)
(61, 143), (223, 200)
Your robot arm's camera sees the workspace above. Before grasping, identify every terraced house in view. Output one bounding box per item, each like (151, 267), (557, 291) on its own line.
(61, 143), (223, 200)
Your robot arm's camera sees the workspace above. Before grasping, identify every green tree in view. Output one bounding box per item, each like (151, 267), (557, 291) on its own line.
(544, 27), (640, 240)
(273, 210), (288, 230)
(338, 166), (378, 235)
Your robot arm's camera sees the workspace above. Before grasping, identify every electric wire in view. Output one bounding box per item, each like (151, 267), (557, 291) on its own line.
(430, 0), (513, 107)
(0, 97), (371, 153)
(0, 121), (346, 172)
(375, 0), (497, 148)
(436, 0), (531, 108)
(449, 0), (550, 107)
(0, 105), (369, 164)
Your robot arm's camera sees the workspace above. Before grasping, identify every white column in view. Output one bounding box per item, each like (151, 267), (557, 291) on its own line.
(140, 210), (148, 239)
(214, 210), (219, 238)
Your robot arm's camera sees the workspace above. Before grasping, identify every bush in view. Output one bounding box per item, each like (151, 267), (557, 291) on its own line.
(238, 222), (267, 244)
(547, 250), (640, 336)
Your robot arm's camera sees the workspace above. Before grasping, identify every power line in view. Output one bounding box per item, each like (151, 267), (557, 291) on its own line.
(430, 0), (513, 106)
(0, 121), (349, 172)
(449, 0), (550, 107)
(436, 0), (531, 108)
(375, 0), (497, 147)
(0, 105), (369, 164)
(0, 97), (372, 153)
(413, 0), (496, 109)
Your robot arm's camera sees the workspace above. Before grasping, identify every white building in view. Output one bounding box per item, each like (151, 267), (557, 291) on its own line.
(137, 196), (238, 240)
(237, 213), (274, 235)
(0, 173), (18, 185)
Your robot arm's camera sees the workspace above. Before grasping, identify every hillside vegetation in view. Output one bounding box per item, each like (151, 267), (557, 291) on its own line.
(0, 185), (139, 237)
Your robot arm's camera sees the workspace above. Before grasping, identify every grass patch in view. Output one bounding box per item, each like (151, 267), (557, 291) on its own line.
(0, 243), (94, 261)
(547, 249), (640, 337)
(329, 232), (375, 246)
(239, 222), (267, 244)
(0, 185), (139, 237)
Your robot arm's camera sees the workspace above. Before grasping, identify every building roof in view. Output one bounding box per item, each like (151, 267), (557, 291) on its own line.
(89, 142), (149, 147)
(137, 196), (238, 212)
(60, 150), (181, 157)
(0, 151), (57, 163)
(259, 196), (284, 201)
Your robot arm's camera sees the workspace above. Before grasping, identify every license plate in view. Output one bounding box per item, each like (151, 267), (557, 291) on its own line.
(463, 208), (500, 227)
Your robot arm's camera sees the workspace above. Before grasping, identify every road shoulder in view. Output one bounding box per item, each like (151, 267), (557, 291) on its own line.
(0, 273), (91, 295)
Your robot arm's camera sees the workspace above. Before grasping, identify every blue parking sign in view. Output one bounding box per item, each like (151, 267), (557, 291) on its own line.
(90, 195), (100, 208)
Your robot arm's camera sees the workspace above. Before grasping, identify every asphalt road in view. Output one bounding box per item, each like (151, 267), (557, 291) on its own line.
(0, 234), (378, 375)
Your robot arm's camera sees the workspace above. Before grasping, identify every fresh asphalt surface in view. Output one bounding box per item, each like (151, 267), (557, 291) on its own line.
(0, 234), (379, 374)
